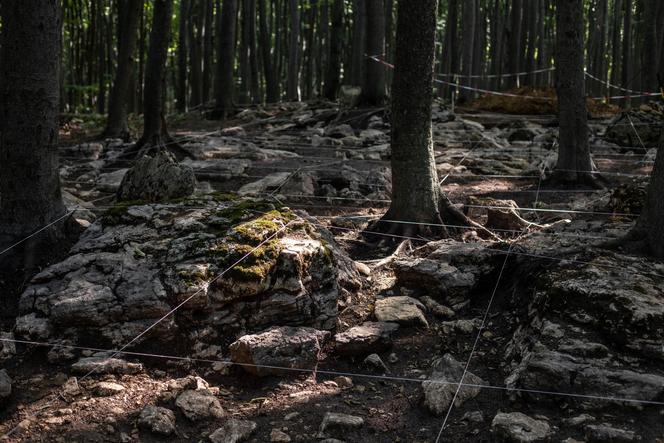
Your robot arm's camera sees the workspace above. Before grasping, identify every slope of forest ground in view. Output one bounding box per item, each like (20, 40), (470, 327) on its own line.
(1, 103), (663, 443)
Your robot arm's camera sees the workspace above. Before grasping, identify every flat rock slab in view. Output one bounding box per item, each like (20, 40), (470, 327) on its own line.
(209, 419), (258, 443)
(422, 354), (484, 416)
(138, 405), (176, 436)
(334, 322), (399, 356)
(70, 357), (143, 375)
(175, 389), (224, 421)
(374, 296), (428, 328)
(491, 412), (552, 442)
(319, 412), (364, 438)
(229, 326), (330, 377)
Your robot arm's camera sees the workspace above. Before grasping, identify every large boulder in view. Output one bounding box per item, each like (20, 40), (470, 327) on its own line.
(117, 150), (196, 202)
(229, 326), (330, 377)
(14, 198), (359, 355)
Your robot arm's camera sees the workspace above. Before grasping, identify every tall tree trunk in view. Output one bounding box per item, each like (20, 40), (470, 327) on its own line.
(642, 0), (659, 92)
(248, 0), (260, 103)
(349, 0), (366, 86)
(105, 0), (143, 140)
(361, 0), (386, 105)
(304, 1), (317, 100)
(622, 0), (632, 108)
(202, 0), (214, 104)
(610, 0), (623, 88)
(214, 0), (238, 117)
(189, 0), (204, 107)
(286, 0), (301, 100)
(0, 0), (66, 250)
(138, 0), (174, 147)
(459, 0), (476, 102)
(259, 0), (279, 102)
(379, 0), (445, 234)
(553, 0), (594, 185)
(177, 0), (189, 112)
(323, 0), (344, 100)
(508, 0), (522, 87)
(239, 0), (252, 103)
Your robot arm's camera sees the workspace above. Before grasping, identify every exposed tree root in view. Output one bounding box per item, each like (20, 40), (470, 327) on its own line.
(545, 169), (606, 190)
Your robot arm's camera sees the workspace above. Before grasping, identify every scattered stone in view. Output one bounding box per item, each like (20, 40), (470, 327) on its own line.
(420, 296), (455, 319)
(270, 428), (292, 442)
(334, 322), (399, 356)
(0, 369), (11, 400)
(319, 412), (364, 438)
(584, 424), (638, 442)
(209, 419), (258, 443)
(462, 411), (485, 423)
(354, 261), (371, 276)
(334, 376), (353, 389)
(61, 377), (81, 397)
(93, 381), (125, 396)
(117, 151), (196, 202)
(230, 326), (330, 377)
(71, 357), (143, 375)
(138, 406), (176, 436)
(175, 389), (224, 421)
(363, 354), (389, 373)
(0, 332), (16, 361)
(422, 354), (484, 416)
(374, 296), (428, 328)
(491, 412), (552, 442)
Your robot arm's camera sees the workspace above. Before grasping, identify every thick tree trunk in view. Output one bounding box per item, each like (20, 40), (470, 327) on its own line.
(214, 0), (238, 117)
(629, 145), (664, 258)
(361, 0), (386, 105)
(323, 0), (344, 100)
(105, 0), (143, 140)
(642, 0), (659, 92)
(378, 0), (446, 236)
(259, 0), (279, 102)
(137, 0), (174, 147)
(0, 0), (66, 249)
(286, 0), (301, 101)
(349, 0), (366, 87)
(553, 0), (594, 185)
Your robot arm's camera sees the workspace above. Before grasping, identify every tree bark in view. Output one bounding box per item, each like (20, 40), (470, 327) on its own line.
(642, 0), (659, 92)
(286, 0), (301, 101)
(622, 0), (632, 108)
(177, 0), (189, 112)
(202, 0), (214, 104)
(508, 0), (522, 88)
(629, 143), (664, 258)
(259, 0), (279, 102)
(459, 0), (476, 102)
(553, 0), (594, 185)
(105, 0), (143, 140)
(349, 0), (366, 87)
(189, 0), (204, 107)
(361, 0), (386, 105)
(378, 0), (446, 236)
(323, 0), (344, 100)
(214, 0), (238, 117)
(0, 0), (66, 249)
(137, 0), (174, 147)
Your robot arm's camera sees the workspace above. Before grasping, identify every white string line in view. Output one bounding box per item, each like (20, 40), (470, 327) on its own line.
(3, 337), (664, 408)
(0, 220), (295, 439)
(435, 243), (514, 442)
(626, 114), (649, 154)
(584, 71), (659, 96)
(0, 194), (116, 258)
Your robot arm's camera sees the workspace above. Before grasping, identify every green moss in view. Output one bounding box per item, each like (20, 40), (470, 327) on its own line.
(177, 268), (212, 286)
(215, 200), (279, 225)
(103, 200), (147, 225)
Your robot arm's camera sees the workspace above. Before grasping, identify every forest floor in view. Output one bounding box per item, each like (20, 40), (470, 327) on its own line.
(1, 101), (663, 442)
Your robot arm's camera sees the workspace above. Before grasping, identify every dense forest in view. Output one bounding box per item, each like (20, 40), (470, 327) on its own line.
(1, 0), (664, 442)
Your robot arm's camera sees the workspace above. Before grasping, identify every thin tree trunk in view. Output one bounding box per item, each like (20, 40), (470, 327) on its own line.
(0, 0), (66, 249)
(286, 0), (301, 100)
(349, 0), (366, 87)
(259, 0), (279, 102)
(459, 0), (476, 102)
(323, 0), (344, 100)
(610, 0), (623, 88)
(622, 0), (632, 107)
(189, 0), (204, 107)
(105, 0), (143, 139)
(642, 0), (659, 92)
(177, 0), (189, 112)
(508, 0), (522, 87)
(553, 0), (593, 185)
(248, 0), (260, 103)
(361, 0), (386, 105)
(202, 0), (214, 104)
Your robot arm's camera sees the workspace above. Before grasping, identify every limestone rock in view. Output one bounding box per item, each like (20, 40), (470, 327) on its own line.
(491, 412), (552, 442)
(422, 354), (484, 416)
(175, 389), (224, 421)
(138, 406), (176, 436)
(0, 369), (11, 400)
(334, 322), (399, 356)
(117, 151), (196, 202)
(584, 424), (638, 442)
(229, 326), (330, 376)
(319, 412), (364, 439)
(374, 296), (428, 328)
(71, 357), (143, 375)
(93, 381), (126, 396)
(270, 428), (291, 442)
(209, 419), (257, 443)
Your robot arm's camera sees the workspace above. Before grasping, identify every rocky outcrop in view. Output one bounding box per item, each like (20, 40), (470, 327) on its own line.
(14, 198), (360, 358)
(229, 326), (330, 376)
(117, 151), (196, 202)
(504, 251), (664, 410)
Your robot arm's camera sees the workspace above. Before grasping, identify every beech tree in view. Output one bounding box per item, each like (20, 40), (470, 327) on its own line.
(0, 0), (66, 250)
(552, 0), (594, 185)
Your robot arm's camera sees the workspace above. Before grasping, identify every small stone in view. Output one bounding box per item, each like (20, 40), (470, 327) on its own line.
(138, 406), (176, 436)
(334, 376), (353, 389)
(355, 262), (371, 276)
(585, 424), (637, 442)
(491, 412), (551, 442)
(422, 354), (484, 416)
(93, 381), (125, 397)
(334, 322), (399, 356)
(363, 354), (389, 373)
(209, 419), (257, 443)
(61, 377), (80, 397)
(284, 412), (300, 421)
(270, 428), (291, 442)
(420, 296), (455, 319)
(319, 412), (364, 438)
(388, 353), (399, 363)
(461, 411), (485, 423)
(374, 296), (428, 327)
(175, 389), (224, 421)
(71, 357), (143, 375)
